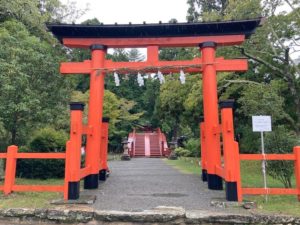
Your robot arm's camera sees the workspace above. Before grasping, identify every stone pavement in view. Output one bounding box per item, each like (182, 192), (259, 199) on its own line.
(82, 158), (226, 211)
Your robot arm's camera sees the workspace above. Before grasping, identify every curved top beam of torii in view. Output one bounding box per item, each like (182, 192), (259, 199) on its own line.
(47, 18), (263, 74)
(47, 18), (263, 48)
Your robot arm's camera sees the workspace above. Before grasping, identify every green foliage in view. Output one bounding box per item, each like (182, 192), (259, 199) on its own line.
(236, 125), (260, 153)
(265, 126), (298, 188)
(174, 138), (200, 157)
(185, 138), (200, 157)
(0, 20), (72, 145)
(238, 81), (291, 125)
(71, 89), (143, 152)
(175, 147), (192, 157)
(16, 127), (67, 179)
(0, 0), (86, 40)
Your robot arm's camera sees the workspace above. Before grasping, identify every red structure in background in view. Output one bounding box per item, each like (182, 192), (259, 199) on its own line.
(127, 128), (169, 158)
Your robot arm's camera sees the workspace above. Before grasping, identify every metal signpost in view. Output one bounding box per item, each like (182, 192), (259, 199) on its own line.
(252, 115), (272, 201)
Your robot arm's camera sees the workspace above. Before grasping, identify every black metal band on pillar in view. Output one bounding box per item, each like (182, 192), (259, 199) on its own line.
(102, 117), (110, 123)
(70, 102), (85, 111)
(68, 182), (80, 200)
(90, 44), (107, 51)
(84, 175), (99, 189)
(199, 42), (217, 48)
(219, 99), (235, 109)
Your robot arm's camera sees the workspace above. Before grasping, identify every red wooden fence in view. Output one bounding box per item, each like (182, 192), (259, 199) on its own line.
(0, 102), (109, 200)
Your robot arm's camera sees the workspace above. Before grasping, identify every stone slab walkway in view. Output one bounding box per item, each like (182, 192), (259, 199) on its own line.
(82, 158), (226, 211)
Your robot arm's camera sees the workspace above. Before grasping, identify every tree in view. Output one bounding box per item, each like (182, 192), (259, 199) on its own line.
(157, 75), (196, 140)
(0, 20), (72, 145)
(71, 89), (143, 151)
(265, 126), (298, 188)
(0, 0), (86, 41)
(187, 0), (300, 135)
(128, 48), (145, 62)
(187, 0), (229, 22)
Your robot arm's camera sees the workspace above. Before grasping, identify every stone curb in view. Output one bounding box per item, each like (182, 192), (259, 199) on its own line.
(0, 207), (300, 224)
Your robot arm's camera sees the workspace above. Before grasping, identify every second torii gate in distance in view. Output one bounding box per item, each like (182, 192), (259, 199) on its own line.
(48, 18), (262, 200)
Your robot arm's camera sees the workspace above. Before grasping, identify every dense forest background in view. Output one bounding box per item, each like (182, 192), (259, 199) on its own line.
(0, 0), (299, 157)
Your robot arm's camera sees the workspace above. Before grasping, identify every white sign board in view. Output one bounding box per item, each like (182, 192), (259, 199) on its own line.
(252, 116), (272, 132)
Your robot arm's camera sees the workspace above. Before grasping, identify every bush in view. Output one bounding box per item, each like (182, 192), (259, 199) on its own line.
(265, 126), (298, 188)
(17, 127), (68, 179)
(185, 138), (200, 157)
(236, 125), (260, 153)
(175, 147), (192, 157)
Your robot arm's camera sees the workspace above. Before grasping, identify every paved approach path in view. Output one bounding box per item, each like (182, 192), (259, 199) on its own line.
(83, 158), (225, 211)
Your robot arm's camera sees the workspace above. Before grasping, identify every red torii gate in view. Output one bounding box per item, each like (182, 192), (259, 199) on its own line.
(47, 18), (262, 200)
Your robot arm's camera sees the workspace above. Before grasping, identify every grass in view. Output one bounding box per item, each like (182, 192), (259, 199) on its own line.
(0, 178), (64, 209)
(165, 157), (300, 216)
(108, 153), (122, 161)
(0, 153), (122, 209)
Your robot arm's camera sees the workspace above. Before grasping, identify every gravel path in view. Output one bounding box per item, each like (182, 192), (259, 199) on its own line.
(83, 158), (226, 211)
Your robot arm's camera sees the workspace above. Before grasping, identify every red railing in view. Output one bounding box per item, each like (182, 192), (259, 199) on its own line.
(200, 99), (300, 202)
(157, 128), (170, 157)
(0, 102), (110, 200)
(1, 145), (65, 196)
(127, 129), (136, 157)
(240, 147), (300, 199)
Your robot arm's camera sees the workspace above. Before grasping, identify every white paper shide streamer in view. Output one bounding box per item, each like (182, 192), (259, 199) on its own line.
(157, 70), (165, 84)
(137, 72), (144, 86)
(179, 69), (186, 84)
(114, 71), (120, 86)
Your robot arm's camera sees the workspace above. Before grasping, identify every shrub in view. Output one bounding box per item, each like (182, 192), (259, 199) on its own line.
(236, 125), (260, 153)
(185, 138), (200, 157)
(265, 126), (298, 188)
(175, 147), (192, 157)
(17, 127), (68, 179)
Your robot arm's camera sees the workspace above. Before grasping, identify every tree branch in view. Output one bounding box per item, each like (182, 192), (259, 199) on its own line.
(234, 46), (288, 81)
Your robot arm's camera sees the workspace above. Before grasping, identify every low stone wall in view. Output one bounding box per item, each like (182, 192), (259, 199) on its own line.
(0, 206), (300, 224)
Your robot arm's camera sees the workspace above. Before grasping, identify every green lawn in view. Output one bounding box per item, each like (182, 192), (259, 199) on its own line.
(165, 157), (300, 216)
(0, 153), (122, 209)
(0, 178), (64, 209)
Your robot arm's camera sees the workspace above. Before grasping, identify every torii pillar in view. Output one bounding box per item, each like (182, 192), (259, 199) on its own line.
(84, 44), (106, 189)
(200, 42), (222, 190)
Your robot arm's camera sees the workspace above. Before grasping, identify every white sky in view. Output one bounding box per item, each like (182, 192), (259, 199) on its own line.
(66, 0), (189, 24)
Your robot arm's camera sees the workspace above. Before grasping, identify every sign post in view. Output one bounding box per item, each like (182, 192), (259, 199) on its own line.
(252, 115), (272, 201)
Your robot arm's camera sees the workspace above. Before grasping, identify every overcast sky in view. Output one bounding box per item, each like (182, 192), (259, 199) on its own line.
(62, 0), (189, 24)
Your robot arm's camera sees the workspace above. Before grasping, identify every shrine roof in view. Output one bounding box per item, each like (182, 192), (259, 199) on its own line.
(47, 18), (263, 42)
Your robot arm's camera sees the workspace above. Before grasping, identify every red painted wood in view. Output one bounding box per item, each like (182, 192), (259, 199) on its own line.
(215, 165), (225, 178)
(79, 165), (92, 179)
(60, 58), (248, 74)
(240, 154), (295, 161)
(242, 188), (298, 195)
(63, 35), (245, 48)
(16, 153), (66, 159)
(12, 185), (64, 192)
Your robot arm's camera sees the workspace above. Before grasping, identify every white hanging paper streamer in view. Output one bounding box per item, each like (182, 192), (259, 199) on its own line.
(179, 69), (186, 84)
(114, 72), (120, 86)
(157, 70), (165, 84)
(137, 72), (144, 86)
